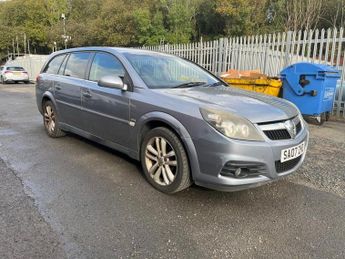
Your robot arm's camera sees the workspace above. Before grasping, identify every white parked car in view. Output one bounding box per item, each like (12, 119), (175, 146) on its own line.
(0, 66), (30, 84)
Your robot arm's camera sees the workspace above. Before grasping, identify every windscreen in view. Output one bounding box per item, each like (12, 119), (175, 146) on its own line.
(123, 52), (220, 89)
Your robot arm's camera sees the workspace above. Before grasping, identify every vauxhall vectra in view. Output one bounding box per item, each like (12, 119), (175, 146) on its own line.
(36, 47), (309, 193)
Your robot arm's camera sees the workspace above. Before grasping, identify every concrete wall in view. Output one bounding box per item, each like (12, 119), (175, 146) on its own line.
(5, 55), (48, 81)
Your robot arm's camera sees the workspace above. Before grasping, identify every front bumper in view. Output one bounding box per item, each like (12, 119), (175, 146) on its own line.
(192, 120), (309, 192)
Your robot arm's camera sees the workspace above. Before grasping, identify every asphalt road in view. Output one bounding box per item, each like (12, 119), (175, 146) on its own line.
(0, 83), (344, 258)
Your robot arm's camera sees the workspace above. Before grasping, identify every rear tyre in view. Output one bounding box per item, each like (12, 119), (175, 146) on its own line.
(42, 100), (66, 138)
(24, 80), (30, 84)
(140, 127), (192, 194)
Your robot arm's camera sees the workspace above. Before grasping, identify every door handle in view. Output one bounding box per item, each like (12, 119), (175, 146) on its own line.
(55, 84), (61, 90)
(82, 91), (92, 98)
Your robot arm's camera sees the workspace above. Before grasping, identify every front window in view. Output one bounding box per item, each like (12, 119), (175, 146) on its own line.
(123, 52), (220, 89)
(89, 52), (125, 82)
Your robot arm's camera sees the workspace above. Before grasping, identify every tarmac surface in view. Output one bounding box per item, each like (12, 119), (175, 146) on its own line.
(0, 83), (344, 258)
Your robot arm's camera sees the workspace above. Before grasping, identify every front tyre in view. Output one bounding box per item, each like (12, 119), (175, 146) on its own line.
(42, 100), (66, 138)
(140, 127), (192, 194)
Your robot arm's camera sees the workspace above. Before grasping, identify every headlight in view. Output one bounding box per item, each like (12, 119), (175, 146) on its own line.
(298, 113), (307, 129)
(200, 108), (264, 141)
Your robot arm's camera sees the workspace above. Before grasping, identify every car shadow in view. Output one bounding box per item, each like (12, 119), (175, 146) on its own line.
(64, 131), (303, 202)
(66, 131), (143, 169)
(60, 130), (344, 206)
(31, 126), (345, 258)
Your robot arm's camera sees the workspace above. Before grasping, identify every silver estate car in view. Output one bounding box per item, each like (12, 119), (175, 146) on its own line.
(36, 47), (309, 193)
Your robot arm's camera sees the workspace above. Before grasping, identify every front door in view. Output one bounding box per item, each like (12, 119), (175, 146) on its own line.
(81, 52), (130, 148)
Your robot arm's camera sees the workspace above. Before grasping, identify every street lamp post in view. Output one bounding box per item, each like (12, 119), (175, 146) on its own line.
(61, 13), (70, 49)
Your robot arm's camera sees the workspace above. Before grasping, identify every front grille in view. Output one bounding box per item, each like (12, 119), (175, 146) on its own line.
(264, 129), (291, 140)
(275, 156), (302, 173)
(261, 117), (303, 140)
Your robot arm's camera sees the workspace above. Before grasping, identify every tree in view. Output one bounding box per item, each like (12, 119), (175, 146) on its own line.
(195, 0), (225, 40)
(90, 0), (137, 46)
(133, 8), (166, 45)
(0, 0), (344, 60)
(285, 0), (325, 31)
(0, 0), (69, 56)
(318, 0), (345, 28)
(161, 0), (199, 43)
(214, 0), (279, 36)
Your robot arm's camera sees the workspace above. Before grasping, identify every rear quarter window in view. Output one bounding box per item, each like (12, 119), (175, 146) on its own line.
(44, 54), (66, 74)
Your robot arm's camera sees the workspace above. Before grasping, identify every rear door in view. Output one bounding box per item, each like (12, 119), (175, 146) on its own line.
(54, 52), (92, 130)
(81, 51), (130, 147)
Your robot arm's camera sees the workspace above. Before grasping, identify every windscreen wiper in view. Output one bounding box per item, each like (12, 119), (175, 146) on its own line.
(172, 81), (207, 88)
(204, 81), (224, 87)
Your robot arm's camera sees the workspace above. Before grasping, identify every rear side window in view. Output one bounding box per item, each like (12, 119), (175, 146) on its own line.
(44, 55), (66, 74)
(64, 52), (91, 79)
(89, 52), (125, 82)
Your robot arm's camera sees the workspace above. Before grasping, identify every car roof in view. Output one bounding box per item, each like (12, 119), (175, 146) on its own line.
(50, 46), (173, 58)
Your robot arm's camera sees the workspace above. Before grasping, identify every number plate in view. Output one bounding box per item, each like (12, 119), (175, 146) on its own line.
(281, 142), (305, 163)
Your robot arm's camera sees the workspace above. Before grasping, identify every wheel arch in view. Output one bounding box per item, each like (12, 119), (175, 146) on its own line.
(135, 112), (200, 181)
(40, 91), (58, 114)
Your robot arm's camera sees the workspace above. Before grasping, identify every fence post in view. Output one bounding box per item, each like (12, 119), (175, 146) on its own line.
(263, 34), (269, 74)
(284, 31), (293, 68)
(217, 38), (224, 75)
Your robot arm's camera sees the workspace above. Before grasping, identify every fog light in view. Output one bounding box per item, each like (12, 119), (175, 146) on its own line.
(220, 161), (267, 178)
(234, 168), (242, 177)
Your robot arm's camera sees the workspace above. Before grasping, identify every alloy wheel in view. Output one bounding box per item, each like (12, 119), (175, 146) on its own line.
(145, 136), (178, 186)
(44, 105), (56, 134)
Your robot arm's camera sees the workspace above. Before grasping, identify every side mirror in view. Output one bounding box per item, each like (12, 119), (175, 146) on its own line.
(98, 76), (127, 91)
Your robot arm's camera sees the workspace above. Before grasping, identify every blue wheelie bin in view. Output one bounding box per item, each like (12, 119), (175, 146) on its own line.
(280, 62), (340, 124)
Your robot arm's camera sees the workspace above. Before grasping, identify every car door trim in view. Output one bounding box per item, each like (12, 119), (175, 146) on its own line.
(82, 106), (129, 124)
(55, 99), (81, 110)
(56, 98), (128, 124)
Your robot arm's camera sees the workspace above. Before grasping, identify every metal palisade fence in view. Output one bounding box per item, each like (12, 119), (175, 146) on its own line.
(140, 28), (345, 118)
